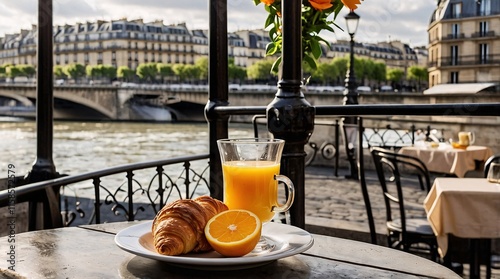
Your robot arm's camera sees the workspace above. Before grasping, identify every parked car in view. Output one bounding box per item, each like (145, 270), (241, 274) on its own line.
(357, 86), (371, 92)
(380, 85), (394, 92)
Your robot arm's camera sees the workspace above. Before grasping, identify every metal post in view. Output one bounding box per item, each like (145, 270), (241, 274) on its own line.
(22, 0), (62, 230)
(342, 11), (360, 180)
(25, 0), (58, 182)
(267, 0), (315, 229)
(205, 0), (229, 201)
(342, 32), (359, 180)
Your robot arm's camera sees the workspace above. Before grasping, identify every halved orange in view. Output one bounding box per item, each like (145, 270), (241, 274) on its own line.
(204, 209), (262, 257)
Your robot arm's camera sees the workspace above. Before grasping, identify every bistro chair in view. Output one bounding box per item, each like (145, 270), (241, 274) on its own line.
(370, 147), (438, 261)
(484, 154), (500, 178)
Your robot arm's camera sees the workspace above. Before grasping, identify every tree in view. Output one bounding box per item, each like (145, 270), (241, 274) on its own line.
(100, 65), (117, 82)
(18, 64), (36, 78)
(117, 66), (135, 82)
(157, 63), (174, 83)
(64, 63), (86, 82)
(246, 59), (275, 81)
(407, 65), (428, 92)
(172, 64), (188, 82)
(386, 68), (405, 89)
(86, 65), (100, 81)
(195, 57), (209, 81)
(314, 61), (339, 85)
(371, 62), (387, 85)
(228, 58), (246, 82)
(330, 57), (348, 85)
(136, 63), (158, 82)
(184, 64), (202, 82)
(5, 65), (22, 78)
(54, 65), (67, 79)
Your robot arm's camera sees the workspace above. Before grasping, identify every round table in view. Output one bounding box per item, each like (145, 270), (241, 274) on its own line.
(1, 221), (459, 278)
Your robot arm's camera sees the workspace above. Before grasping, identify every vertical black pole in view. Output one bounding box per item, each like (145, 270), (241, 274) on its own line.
(342, 33), (359, 180)
(267, 0), (315, 228)
(205, 0), (229, 201)
(25, 0), (57, 181)
(23, 0), (61, 230)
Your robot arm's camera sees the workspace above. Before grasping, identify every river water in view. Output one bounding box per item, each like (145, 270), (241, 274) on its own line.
(0, 117), (254, 187)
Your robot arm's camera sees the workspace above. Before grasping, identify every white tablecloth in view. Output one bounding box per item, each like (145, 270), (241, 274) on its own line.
(423, 177), (500, 257)
(399, 145), (493, 177)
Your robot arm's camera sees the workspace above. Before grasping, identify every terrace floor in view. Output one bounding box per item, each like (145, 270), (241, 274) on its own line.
(303, 165), (499, 279)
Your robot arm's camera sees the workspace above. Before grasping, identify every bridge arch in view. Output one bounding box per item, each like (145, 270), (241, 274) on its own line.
(52, 91), (115, 119)
(0, 91), (34, 106)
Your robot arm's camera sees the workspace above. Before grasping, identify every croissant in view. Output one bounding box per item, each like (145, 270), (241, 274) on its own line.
(151, 196), (228, 256)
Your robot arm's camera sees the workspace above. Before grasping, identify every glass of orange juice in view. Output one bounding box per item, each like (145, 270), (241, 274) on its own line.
(217, 138), (294, 253)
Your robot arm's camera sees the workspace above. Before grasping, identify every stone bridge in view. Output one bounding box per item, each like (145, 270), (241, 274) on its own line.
(1, 84), (499, 125)
(0, 85), (211, 121)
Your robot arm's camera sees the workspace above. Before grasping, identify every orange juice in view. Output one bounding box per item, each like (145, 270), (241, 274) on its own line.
(222, 160), (280, 222)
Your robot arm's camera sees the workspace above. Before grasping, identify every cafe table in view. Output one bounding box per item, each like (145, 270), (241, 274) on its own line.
(0, 220), (460, 278)
(399, 144), (493, 178)
(424, 177), (500, 278)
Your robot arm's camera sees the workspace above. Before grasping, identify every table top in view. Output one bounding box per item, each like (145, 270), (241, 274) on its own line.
(0, 221), (460, 278)
(424, 177), (500, 257)
(399, 144), (493, 177)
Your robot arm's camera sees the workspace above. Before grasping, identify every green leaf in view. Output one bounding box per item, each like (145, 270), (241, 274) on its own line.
(266, 42), (278, 56)
(310, 41), (322, 60)
(303, 54), (317, 70)
(271, 56), (282, 74)
(265, 14), (274, 28)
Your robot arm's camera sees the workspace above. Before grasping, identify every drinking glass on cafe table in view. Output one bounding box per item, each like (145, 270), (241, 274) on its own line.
(217, 138), (295, 253)
(487, 162), (500, 185)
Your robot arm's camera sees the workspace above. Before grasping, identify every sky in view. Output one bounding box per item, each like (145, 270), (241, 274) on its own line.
(0, 0), (437, 47)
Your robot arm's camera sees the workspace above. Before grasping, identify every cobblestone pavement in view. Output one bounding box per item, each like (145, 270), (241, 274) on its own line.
(304, 165), (429, 233)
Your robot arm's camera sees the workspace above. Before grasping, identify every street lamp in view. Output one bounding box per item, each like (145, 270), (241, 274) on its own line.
(343, 11), (360, 105)
(342, 11), (360, 180)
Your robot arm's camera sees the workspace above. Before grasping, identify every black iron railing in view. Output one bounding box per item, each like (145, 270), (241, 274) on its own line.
(0, 154), (210, 229)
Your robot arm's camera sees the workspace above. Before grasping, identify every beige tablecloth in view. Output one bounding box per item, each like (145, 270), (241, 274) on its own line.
(399, 145), (493, 177)
(423, 178), (500, 257)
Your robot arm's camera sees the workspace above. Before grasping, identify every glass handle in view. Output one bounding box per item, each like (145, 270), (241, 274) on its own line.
(272, 174), (295, 213)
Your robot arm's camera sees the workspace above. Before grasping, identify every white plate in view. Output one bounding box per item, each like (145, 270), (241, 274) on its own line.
(115, 221), (314, 270)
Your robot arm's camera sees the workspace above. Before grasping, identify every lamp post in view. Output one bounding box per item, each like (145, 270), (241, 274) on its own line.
(342, 11), (360, 180)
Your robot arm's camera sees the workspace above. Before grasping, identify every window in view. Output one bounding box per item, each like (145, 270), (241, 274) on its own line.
(479, 0), (491, 16)
(479, 21), (488, 36)
(452, 24), (460, 38)
(450, 45), (458, 66)
(451, 3), (462, 18)
(450, 72), (459, 83)
(479, 44), (489, 64)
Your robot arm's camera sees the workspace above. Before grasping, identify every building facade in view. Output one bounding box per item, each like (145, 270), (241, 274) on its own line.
(1, 18), (424, 77)
(427, 0), (500, 86)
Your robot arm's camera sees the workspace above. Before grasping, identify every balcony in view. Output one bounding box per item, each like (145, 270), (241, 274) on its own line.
(471, 30), (496, 39)
(435, 54), (500, 67)
(443, 33), (465, 41)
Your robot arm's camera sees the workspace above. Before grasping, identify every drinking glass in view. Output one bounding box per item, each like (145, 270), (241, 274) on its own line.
(487, 162), (500, 185)
(217, 138), (295, 253)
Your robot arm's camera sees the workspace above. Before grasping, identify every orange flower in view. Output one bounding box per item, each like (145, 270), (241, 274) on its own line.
(309, 0), (333, 11)
(260, 0), (275, 5)
(341, 0), (361, 10)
